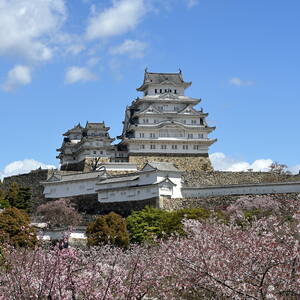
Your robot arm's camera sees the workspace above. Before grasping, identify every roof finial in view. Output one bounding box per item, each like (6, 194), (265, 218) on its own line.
(145, 67), (148, 73)
(179, 68), (182, 74)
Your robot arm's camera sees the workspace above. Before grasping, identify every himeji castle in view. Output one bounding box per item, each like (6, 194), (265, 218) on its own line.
(118, 69), (217, 171)
(56, 70), (217, 172)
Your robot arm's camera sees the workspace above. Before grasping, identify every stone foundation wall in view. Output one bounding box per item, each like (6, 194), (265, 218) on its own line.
(129, 155), (213, 172)
(161, 193), (300, 211)
(183, 171), (300, 187)
(49, 194), (158, 217)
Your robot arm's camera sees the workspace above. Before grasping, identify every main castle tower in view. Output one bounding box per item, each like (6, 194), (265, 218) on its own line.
(118, 69), (217, 171)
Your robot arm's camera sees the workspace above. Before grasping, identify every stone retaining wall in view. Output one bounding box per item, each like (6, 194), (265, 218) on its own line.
(161, 193), (300, 211)
(51, 194), (158, 217)
(183, 171), (300, 187)
(129, 155), (213, 172)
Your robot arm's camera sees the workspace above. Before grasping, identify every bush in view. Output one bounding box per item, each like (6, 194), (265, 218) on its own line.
(86, 212), (129, 248)
(0, 207), (37, 248)
(37, 198), (82, 229)
(126, 207), (213, 244)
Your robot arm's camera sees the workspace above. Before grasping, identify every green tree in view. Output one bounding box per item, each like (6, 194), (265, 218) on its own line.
(0, 207), (37, 248)
(0, 189), (10, 209)
(86, 212), (129, 248)
(126, 207), (213, 244)
(6, 182), (32, 212)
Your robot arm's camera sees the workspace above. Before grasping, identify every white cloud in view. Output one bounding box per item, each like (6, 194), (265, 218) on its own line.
(86, 0), (147, 40)
(2, 65), (32, 91)
(186, 0), (199, 8)
(0, 0), (67, 62)
(110, 39), (147, 58)
(66, 44), (86, 55)
(229, 77), (254, 87)
(0, 159), (55, 180)
(210, 152), (273, 172)
(86, 57), (101, 67)
(65, 66), (97, 84)
(290, 164), (300, 175)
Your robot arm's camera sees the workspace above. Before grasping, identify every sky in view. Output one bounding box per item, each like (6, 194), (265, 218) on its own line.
(1, 0), (300, 179)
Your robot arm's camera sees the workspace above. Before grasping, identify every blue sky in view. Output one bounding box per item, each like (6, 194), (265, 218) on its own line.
(1, 0), (300, 178)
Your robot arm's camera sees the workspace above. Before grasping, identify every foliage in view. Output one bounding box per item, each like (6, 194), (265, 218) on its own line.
(0, 210), (299, 299)
(0, 189), (10, 209)
(36, 198), (82, 228)
(86, 212), (129, 248)
(0, 207), (37, 248)
(5, 182), (32, 212)
(126, 206), (212, 244)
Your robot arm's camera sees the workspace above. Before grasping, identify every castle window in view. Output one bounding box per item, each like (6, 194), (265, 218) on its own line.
(160, 89), (162, 93)
(155, 89), (157, 93)
(150, 144), (156, 149)
(183, 120), (186, 124)
(93, 151), (97, 154)
(172, 145), (177, 150)
(191, 120), (197, 125)
(200, 118), (204, 125)
(188, 133), (193, 139)
(174, 89), (177, 94)
(150, 133), (155, 138)
(140, 145), (145, 149)
(165, 89), (168, 93)
(183, 145), (188, 150)
(100, 151), (103, 154)
(139, 133), (144, 138)
(198, 134), (204, 139)
(194, 145), (199, 150)
(161, 145), (167, 149)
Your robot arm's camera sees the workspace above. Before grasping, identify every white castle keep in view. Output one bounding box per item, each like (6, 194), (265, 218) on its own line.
(56, 70), (217, 172)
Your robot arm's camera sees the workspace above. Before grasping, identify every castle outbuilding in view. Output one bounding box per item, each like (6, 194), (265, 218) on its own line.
(118, 69), (217, 171)
(57, 122), (118, 171)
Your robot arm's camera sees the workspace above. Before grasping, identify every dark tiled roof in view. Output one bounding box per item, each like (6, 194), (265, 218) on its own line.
(145, 162), (180, 172)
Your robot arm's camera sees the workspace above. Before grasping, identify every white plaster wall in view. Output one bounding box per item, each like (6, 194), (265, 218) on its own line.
(129, 143), (209, 154)
(182, 182), (300, 198)
(145, 85), (185, 96)
(44, 179), (98, 198)
(98, 185), (159, 203)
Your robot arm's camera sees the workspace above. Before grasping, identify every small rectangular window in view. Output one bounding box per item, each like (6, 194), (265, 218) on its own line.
(161, 145), (167, 149)
(172, 145), (177, 149)
(150, 144), (156, 149)
(160, 89), (162, 93)
(140, 145), (145, 149)
(188, 134), (193, 139)
(155, 89), (157, 93)
(174, 90), (177, 94)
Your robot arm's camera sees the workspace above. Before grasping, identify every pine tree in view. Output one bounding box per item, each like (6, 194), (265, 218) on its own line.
(6, 182), (32, 212)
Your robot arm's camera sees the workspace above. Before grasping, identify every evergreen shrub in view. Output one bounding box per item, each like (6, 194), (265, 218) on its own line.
(86, 212), (129, 248)
(0, 207), (37, 248)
